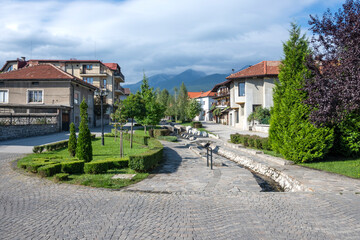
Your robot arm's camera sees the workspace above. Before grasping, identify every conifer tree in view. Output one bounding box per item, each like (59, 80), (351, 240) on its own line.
(68, 122), (77, 157)
(269, 23), (334, 163)
(76, 99), (93, 162)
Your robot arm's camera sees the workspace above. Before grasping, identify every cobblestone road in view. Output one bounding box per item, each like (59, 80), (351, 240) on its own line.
(1, 149), (360, 239)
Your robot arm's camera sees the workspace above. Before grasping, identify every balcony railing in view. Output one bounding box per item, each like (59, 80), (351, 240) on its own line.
(114, 71), (125, 80)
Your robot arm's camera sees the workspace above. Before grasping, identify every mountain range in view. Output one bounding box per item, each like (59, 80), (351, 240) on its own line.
(123, 69), (229, 94)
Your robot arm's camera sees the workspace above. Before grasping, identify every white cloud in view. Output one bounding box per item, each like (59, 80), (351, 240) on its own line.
(0, 0), (343, 83)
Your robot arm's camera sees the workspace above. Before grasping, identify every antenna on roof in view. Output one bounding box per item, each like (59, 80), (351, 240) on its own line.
(232, 69), (234, 72)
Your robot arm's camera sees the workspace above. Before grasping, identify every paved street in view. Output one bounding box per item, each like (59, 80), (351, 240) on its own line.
(1, 130), (360, 239)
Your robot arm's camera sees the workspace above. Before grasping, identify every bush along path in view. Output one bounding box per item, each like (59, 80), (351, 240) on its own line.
(18, 134), (164, 189)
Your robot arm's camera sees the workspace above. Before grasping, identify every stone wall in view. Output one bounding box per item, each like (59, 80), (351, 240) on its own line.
(0, 124), (60, 141)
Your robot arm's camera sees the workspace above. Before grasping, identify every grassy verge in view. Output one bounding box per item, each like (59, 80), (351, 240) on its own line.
(67, 168), (148, 188)
(299, 156), (360, 179)
(18, 136), (153, 188)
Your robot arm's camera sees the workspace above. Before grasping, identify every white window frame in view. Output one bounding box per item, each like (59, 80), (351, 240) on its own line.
(74, 91), (80, 105)
(27, 89), (44, 104)
(0, 89), (9, 103)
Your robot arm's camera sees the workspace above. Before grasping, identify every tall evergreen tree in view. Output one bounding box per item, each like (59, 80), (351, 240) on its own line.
(177, 82), (189, 122)
(68, 122), (77, 157)
(76, 99), (93, 162)
(269, 23), (334, 163)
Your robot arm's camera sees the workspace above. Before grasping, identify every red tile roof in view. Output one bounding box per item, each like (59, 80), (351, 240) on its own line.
(0, 64), (97, 89)
(104, 63), (118, 71)
(226, 61), (280, 79)
(188, 90), (216, 99)
(210, 79), (232, 92)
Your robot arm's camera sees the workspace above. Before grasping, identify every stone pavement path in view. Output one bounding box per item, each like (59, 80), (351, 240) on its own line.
(1, 134), (360, 239)
(126, 140), (262, 194)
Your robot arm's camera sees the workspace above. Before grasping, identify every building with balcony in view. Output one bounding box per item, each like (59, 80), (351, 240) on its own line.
(188, 91), (216, 121)
(0, 64), (97, 136)
(226, 60), (280, 130)
(209, 80), (231, 124)
(1, 58), (125, 111)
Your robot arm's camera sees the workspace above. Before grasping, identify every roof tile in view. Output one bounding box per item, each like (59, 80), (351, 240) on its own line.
(227, 61), (280, 79)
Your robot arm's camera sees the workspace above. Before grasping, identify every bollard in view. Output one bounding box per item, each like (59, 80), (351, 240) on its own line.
(210, 147), (213, 170)
(207, 147), (209, 167)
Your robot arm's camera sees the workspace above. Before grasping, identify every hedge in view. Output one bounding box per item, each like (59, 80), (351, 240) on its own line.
(54, 173), (69, 182)
(32, 135), (95, 153)
(61, 160), (85, 174)
(84, 158), (129, 174)
(129, 139), (163, 172)
(152, 129), (170, 138)
(191, 121), (202, 128)
(38, 164), (62, 177)
(25, 161), (55, 173)
(230, 133), (271, 151)
(84, 161), (109, 174)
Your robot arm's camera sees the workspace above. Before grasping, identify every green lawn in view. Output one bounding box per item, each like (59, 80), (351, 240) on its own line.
(18, 136), (152, 188)
(299, 156), (360, 179)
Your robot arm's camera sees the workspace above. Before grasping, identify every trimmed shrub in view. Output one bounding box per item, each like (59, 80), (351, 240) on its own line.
(230, 133), (272, 151)
(38, 164), (61, 177)
(26, 161), (55, 173)
(104, 158), (129, 169)
(153, 129), (170, 138)
(129, 139), (163, 172)
(32, 146), (45, 154)
(157, 136), (177, 142)
(76, 99), (93, 162)
(175, 120), (182, 124)
(68, 122), (77, 157)
(61, 160), (85, 174)
(191, 121), (202, 128)
(148, 129), (154, 138)
(84, 161), (108, 174)
(54, 173), (69, 182)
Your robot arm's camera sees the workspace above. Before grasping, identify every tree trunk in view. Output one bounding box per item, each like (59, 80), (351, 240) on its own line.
(120, 127), (123, 158)
(144, 125), (147, 134)
(114, 125), (117, 141)
(130, 118), (134, 149)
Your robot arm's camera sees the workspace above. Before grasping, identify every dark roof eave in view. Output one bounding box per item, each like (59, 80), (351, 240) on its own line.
(226, 74), (278, 80)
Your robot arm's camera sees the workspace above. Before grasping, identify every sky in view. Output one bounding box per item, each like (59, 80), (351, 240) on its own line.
(0, 0), (344, 84)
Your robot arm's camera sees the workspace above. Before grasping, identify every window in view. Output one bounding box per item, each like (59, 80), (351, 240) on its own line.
(0, 90), (8, 103)
(103, 79), (107, 88)
(28, 90), (43, 103)
(83, 77), (93, 84)
(239, 82), (245, 96)
(7, 65), (13, 72)
(86, 64), (93, 70)
(88, 95), (93, 107)
(74, 91), (80, 105)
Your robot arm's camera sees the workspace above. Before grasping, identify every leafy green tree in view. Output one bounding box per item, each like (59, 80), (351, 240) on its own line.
(165, 94), (176, 121)
(76, 99), (93, 162)
(269, 23), (334, 163)
(177, 82), (189, 121)
(68, 122), (77, 157)
(112, 100), (128, 157)
(247, 106), (271, 125)
(186, 98), (202, 121)
(136, 74), (165, 132)
(122, 93), (145, 148)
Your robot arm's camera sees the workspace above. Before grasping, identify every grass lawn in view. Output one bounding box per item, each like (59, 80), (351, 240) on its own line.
(299, 156), (360, 179)
(18, 136), (153, 188)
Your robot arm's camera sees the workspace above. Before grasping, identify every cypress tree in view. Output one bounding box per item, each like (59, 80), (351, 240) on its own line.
(68, 122), (77, 157)
(76, 99), (93, 162)
(269, 23), (334, 163)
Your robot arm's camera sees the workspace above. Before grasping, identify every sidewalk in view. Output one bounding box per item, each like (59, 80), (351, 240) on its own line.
(197, 122), (360, 193)
(201, 121), (268, 140)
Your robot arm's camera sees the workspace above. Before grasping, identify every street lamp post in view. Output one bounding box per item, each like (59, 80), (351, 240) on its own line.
(95, 88), (109, 146)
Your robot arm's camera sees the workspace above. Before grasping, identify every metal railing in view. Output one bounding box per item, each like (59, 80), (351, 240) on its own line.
(206, 146), (213, 170)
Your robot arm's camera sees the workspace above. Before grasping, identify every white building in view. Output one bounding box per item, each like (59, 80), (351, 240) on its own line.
(226, 61), (280, 130)
(188, 91), (216, 121)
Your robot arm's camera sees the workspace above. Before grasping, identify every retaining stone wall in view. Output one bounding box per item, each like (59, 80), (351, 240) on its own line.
(0, 124), (60, 141)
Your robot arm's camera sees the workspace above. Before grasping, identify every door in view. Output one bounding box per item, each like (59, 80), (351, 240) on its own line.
(62, 113), (70, 131)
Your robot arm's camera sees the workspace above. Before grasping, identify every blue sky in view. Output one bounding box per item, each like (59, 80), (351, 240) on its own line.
(0, 0), (344, 83)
